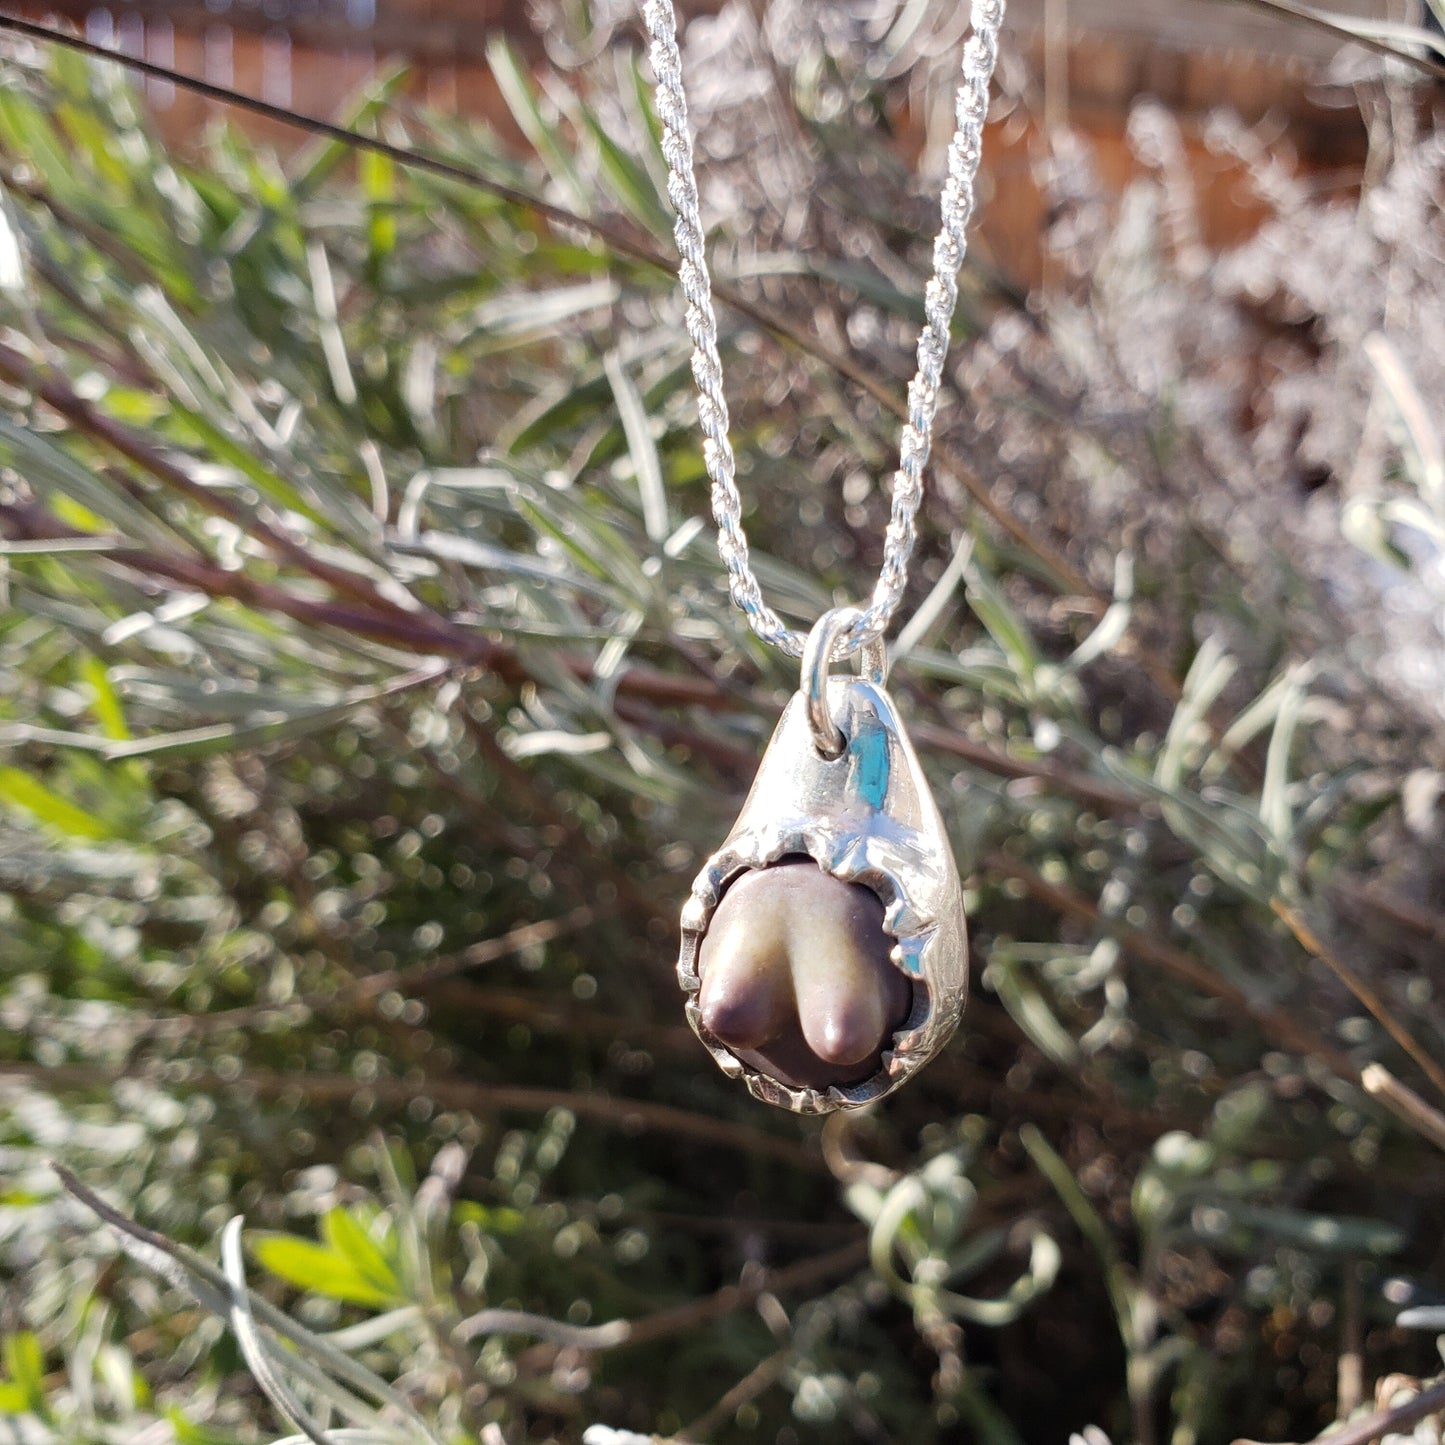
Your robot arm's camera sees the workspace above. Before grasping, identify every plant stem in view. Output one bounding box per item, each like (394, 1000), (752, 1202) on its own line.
(1233, 1374), (1445, 1445)
(1275, 901), (1445, 1100)
(1361, 1064), (1445, 1155)
(1, 1060), (820, 1171)
(986, 854), (1355, 1076)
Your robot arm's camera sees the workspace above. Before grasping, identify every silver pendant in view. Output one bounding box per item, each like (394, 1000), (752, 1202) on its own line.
(678, 609), (968, 1113)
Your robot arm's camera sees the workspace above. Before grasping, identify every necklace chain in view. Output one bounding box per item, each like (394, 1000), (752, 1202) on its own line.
(641, 0), (1006, 659)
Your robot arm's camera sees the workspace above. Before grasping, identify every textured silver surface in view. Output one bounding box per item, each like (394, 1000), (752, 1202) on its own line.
(678, 676), (969, 1113)
(640, 0), (1006, 660)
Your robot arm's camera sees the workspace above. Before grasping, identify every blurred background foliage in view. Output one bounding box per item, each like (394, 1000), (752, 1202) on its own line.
(1, 2), (1444, 1442)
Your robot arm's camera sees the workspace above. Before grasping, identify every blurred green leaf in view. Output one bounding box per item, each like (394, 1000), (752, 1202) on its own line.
(320, 1208), (403, 1301)
(80, 655), (131, 743)
(0, 765), (117, 840)
(249, 1233), (403, 1309)
(1, 1332), (47, 1417)
(360, 147), (398, 275)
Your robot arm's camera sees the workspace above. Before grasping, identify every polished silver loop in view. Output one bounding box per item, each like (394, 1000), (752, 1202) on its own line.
(802, 607), (889, 759)
(640, 0), (1006, 659)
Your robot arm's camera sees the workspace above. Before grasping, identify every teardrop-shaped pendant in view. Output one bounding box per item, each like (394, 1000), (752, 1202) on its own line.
(678, 610), (968, 1113)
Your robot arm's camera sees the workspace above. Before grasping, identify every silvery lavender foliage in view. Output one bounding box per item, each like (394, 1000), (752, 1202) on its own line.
(1216, 114), (1445, 717)
(959, 85), (1445, 734)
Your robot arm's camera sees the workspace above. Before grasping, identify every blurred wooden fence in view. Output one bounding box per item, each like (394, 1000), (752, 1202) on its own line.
(0, 0), (1402, 275)
(3, 0), (1396, 138)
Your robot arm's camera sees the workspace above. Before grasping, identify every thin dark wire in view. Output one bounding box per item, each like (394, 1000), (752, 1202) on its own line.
(0, 10), (667, 271)
(1224, 0), (1445, 81)
(2, 6), (1441, 178)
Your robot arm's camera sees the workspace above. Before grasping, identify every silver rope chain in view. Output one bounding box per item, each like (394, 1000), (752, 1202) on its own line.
(640, 0), (1006, 659)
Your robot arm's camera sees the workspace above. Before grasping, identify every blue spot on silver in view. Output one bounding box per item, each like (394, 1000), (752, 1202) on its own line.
(846, 711), (890, 810)
(896, 937), (925, 977)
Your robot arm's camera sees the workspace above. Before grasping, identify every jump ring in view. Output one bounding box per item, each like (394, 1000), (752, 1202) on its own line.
(802, 607), (890, 759)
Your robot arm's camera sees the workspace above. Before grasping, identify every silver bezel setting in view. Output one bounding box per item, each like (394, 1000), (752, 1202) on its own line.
(678, 677), (969, 1113)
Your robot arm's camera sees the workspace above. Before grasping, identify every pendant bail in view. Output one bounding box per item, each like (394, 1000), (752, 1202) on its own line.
(802, 607), (888, 760)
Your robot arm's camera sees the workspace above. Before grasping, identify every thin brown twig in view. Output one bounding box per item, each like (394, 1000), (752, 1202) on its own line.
(418, 981), (697, 1053)
(0, 1060), (820, 1171)
(128, 908), (600, 1041)
(0, 504), (719, 709)
(456, 1237), (865, 1354)
(1274, 901), (1445, 1101)
(616, 1238), (867, 1348)
(986, 853), (1356, 1077)
(911, 720), (1139, 814)
(0, 338), (425, 620)
(1361, 1063), (1445, 1156)
(1334, 877), (1445, 944)
(600, 1206), (862, 1244)
(612, 694), (760, 774)
(369, 907), (606, 995)
(55, 1162), (222, 1270)
(131, 975), (695, 1061)
(1, 513), (509, 668)
(1222, 0), (1445, 83)
(1338, 1259), (1363, 1421)
(1233, 1375), (1445, 1445)
(679, 1346), (792, 1442)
